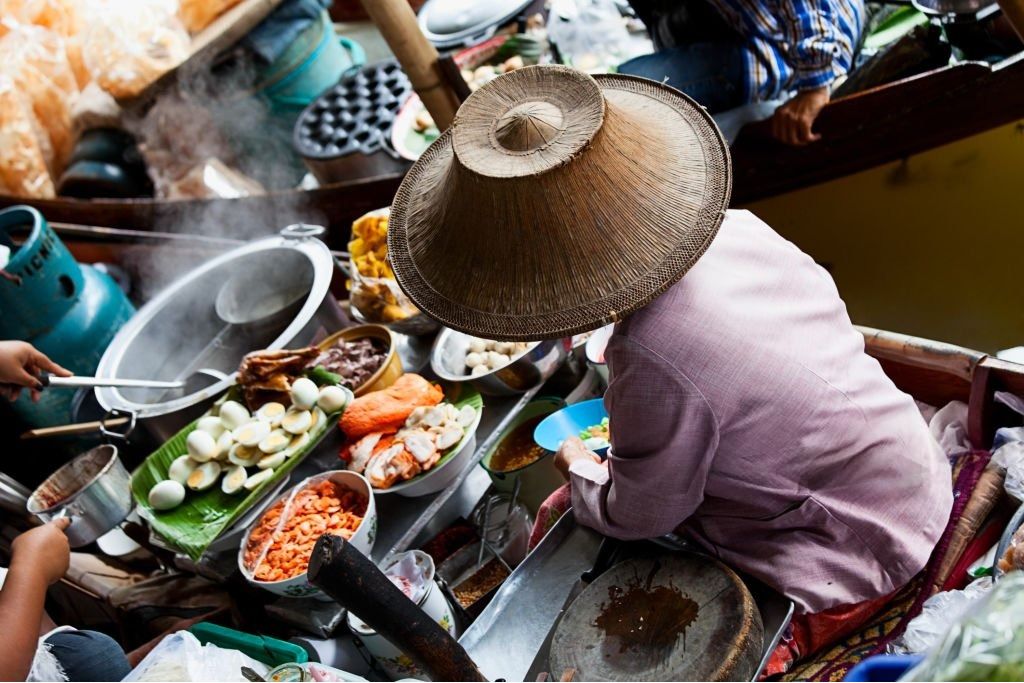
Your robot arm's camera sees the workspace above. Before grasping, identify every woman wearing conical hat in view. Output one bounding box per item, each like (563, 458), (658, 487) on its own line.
(387, 66), (952, 671)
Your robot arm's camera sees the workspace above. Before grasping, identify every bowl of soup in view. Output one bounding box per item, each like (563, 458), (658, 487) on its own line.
(480, 397), (566, 514)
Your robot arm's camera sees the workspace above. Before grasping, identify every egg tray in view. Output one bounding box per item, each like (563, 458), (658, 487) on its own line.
(293, 60), (413, 160)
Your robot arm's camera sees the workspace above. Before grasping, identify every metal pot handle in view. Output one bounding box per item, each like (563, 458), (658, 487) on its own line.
(100, 409), (136, 442)
(281, 223), (326, 241)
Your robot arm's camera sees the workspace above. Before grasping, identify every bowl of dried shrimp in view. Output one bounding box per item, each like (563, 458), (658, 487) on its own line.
(238, 470), (377, 599)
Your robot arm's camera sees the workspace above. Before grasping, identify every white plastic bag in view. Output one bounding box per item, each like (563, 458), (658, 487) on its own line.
(992, 441), (1024, 502)
(903, 573), (1024, 680)
(889, 577), (992, 655)
(124, 630), (269, 682)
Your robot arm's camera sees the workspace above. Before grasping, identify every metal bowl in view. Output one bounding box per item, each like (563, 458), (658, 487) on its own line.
(315, 324), (404, 396)
(27, 444), (132, 547)
(430, 328), (569, 396)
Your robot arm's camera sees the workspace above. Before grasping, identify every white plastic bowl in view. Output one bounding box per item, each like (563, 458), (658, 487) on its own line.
(238, 470), (377, 599)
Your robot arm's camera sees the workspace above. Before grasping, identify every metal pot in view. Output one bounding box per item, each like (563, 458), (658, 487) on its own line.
(26, 444), (132, 547)
(95, 224), (346, 443)
(430, 328), (569, 396)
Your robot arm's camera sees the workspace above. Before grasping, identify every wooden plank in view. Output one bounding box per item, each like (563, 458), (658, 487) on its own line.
(732, 54), (1024, 204)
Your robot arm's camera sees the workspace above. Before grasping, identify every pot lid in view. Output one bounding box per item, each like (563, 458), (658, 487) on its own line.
(418, 0), (532, 48)
(912, 0), (999, 18)
(95, 225), (335, 418)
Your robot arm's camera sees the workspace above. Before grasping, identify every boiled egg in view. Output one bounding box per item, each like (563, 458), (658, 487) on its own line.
(228, 443), (262, 467)
(167, 455), (197, 484)
(148, 480), (186, 510)
(311, 407), (327, 433)
(221, 465), (248, 495)
(196, 416), (226, 439)
(282, 432), (310, 457)
(233, 419), (272, 447)
(257, 452), (286, 470)
(281, 408), (313, 435)
(255, 401), (286, 426)
(186, 461), (222, 491)
(244, 468), (275, 491)
(316, 385), (351, 414)
(290, 377), (319, 411)
(187, 430), (219, 462)
(258, 429), (291, 454)
(216, 431), (234, 461)
(219, 401), (250, 430)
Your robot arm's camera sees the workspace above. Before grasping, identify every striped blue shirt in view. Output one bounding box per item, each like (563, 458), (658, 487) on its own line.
(705, 0), (865, 101)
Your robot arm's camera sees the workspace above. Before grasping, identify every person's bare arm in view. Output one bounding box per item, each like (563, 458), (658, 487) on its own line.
(0, 520), (71, 681)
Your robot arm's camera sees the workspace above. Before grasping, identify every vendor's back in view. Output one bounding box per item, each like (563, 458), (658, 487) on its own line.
(603, 209), (953, 613)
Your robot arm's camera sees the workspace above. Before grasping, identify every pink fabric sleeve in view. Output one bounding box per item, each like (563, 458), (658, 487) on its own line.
(569, 335), (720, 539)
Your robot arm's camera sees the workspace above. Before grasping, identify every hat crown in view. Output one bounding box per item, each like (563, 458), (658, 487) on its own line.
(450, 65), (605, 179)
(493, 101), (564, 152)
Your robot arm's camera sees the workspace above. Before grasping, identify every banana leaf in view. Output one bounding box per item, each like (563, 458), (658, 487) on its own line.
(130, 388), (343, 561)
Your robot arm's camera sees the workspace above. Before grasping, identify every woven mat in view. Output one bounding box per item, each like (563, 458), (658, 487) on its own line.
(782, 450), (993, 681)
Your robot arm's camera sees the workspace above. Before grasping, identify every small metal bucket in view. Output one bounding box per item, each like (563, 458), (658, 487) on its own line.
(27, 444), (132, 547)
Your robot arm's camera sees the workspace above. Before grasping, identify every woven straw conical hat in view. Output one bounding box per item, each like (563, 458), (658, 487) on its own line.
(388, 65), (731, 341)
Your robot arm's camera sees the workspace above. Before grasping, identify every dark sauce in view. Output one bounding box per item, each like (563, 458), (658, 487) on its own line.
(489, 414), (548, 472)
(593, 561), (699, 668)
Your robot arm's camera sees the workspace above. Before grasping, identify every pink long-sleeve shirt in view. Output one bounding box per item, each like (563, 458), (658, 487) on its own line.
(570, 210), (953, 614)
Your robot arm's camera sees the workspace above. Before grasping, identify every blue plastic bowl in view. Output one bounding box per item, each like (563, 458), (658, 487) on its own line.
(534, 398), (610, 456)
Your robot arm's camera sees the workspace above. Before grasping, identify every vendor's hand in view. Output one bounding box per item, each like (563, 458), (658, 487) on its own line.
(554, 436), (602, 480)
(770, 87), (829, 146)
(11, 518), (71, 585)
(0, 341), (70, 402)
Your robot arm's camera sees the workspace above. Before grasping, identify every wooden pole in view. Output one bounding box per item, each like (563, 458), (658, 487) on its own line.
(998, 0), (1024, 40)
(359, 0), (461, 130)
(308, 535), (487, 682)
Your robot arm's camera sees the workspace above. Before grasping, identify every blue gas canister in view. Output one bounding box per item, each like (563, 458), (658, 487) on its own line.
(0, 205), (135, 427)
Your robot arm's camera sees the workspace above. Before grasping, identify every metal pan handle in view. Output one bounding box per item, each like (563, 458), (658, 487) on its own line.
(100, 409), (137, 442)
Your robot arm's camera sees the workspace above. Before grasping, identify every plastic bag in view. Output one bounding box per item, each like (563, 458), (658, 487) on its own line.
(890, 577), (992, 655)
(0, 22), (78, 173)
(992, 441), (1024, 503)
(179, 0), (244, 33)
(0, 0), (89, 86)
(0, 73), (56, 198)
(124, 630), (269, 682)
(348, 208), (434, 333)
(547, 0), (635, 72)
(80, 0), (189, 99)
(903, 572), (1024, 680)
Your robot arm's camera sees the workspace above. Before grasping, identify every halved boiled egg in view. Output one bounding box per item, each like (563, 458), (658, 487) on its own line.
(255, 401), (286, 426)
(290, 377), (319, 411)
(221, 465), (248, 495)
(281, 408), (313, 435)
(233, 419), (272, 447)
(257, 452), (286, 470)
(228, 443), (262, 467)
(186, 461), (222, 491)
(187, 430), (219, 462)
(282, 432), (310, 458)
(258, 429), (291, 454)
(244, 468), (275, 491)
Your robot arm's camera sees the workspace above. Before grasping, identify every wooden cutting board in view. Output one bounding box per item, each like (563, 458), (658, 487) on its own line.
(549, 555), (764, 681)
